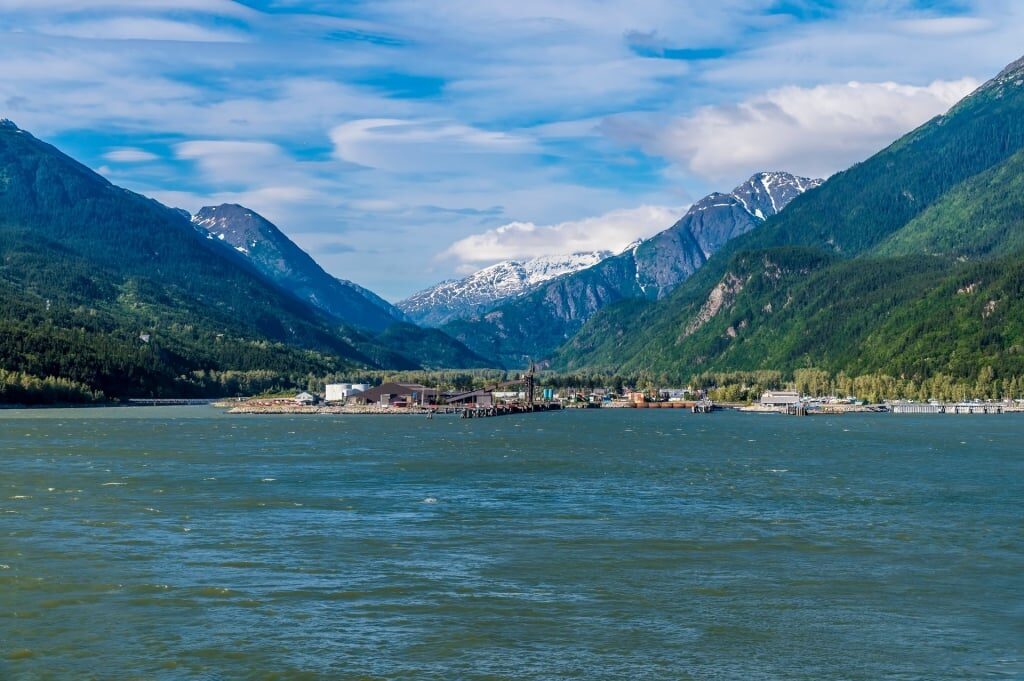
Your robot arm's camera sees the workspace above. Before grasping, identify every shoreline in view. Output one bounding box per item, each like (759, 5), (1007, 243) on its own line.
(6, 399), (1022, 416)
(0, 399), (219, 411)
(228, 403), (438, 415)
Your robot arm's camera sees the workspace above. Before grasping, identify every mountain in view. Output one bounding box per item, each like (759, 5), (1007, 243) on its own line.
(0, 121), (487, 402)
(0, 119), (385, 399)
(629, 172), (821, 298)
(398, 251), (612, 326)
(555, 54), (1024, 387)
(191, 203), (490, 369)
(192, 204), (406, 332)
(873, 146), (1024, 260)
(439, 172), (819, 367)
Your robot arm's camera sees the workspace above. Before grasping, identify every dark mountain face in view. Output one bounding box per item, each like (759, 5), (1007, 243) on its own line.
(191, 204), (492, 369)
(555, 54), (1024, 383)
(0, 122), (495, 399)
(0, 123), (346, 347)
(631, 172), (822, 298)
(192, 204), (406, 332)
(440, 172), (819, 367)
(0, 121), (384, 397)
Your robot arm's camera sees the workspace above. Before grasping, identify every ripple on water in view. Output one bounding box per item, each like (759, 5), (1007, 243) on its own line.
(0, 408), (1021, 679)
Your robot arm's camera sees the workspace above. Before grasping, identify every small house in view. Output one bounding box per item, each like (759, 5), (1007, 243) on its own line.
(295, 391), (320, 406)
(628, 391), (647, 405)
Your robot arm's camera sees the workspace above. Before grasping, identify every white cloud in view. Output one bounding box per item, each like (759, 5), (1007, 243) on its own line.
(176, 139), (283, 159)
(330, 118), (536, 172)
(103, 147), (159, 162)
(631, 78), (980, 181)
(896, 17), (993, 36)
(3, 0), (1021, 299)
(444, 204), (683, 264)
(0, 0), (248, 10)
(168, 140), (327, 228)
(175, 140), (289, 183)
(39, 18), (249, 42)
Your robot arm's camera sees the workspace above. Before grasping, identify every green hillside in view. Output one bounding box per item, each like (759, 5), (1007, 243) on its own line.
(559, 248), (1024, 387)
(555, 57), (1024, 388)
(732, 58), (1024, 258)
(0, 122), (468, 402)
(368, 323), (493, 370)
(875, 147), (1024, 259)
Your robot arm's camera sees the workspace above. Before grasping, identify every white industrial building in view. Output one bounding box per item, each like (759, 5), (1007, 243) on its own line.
(760, 390), (801, 407)
(325, 383), (370, 403)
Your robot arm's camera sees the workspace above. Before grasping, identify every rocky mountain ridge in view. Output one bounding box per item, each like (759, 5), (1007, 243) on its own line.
(398, 250), (613, 326)
(441, 172), (821, 366)
(192, 204), (407, 332)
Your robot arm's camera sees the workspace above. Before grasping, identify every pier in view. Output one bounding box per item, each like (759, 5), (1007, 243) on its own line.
(890, 402), (1013, 415)
(629, 400), (719, 411)
(127, 398), (218, 406)
(458, 402), (562, 418)
(782, 403), (889, 415)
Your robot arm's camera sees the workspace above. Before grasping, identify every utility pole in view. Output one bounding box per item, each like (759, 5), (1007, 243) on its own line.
(525, 361), (536, 404)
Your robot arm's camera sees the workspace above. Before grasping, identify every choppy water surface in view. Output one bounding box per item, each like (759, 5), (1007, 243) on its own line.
(1, 407), (1022, 679)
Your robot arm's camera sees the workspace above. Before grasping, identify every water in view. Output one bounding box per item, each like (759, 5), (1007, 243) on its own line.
(2, 407), (1022, 680)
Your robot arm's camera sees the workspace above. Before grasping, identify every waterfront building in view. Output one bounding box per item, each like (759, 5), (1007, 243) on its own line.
(348, 383), (438, 407)
(760, 390), (801, 408)
(445, 389), (494, 408)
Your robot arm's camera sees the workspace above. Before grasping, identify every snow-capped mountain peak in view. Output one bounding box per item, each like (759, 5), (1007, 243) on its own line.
(399, 171), (821, 330)
(398, 250), (611, 327)
(731, 171), (823, 219)
(191, 204), (407, 331)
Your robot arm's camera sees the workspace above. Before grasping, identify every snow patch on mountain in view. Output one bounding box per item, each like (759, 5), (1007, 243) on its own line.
(399, 251), (612, 326)
(400, 171), (820, 330)
(192, 204), (407, 330)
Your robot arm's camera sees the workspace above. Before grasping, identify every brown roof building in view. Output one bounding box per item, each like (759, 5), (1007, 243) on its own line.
(348, 382), (438, 406)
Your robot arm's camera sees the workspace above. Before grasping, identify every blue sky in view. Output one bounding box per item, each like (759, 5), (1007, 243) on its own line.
(1, 1), (1021, 300)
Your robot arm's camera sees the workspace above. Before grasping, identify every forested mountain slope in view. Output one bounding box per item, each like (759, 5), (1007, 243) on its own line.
(555, 55), (1024, 385)
(0, 121), (485, 401)
(442, 173), (818, 367)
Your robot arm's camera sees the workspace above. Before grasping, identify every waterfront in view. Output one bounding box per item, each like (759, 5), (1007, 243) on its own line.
(2, 408), (1022, 679)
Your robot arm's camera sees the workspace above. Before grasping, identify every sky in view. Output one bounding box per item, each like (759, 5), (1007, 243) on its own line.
(1, 1), (1022, 301)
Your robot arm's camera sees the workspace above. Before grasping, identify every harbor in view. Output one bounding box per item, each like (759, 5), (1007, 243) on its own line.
(215, 379), (1024, 418)
(225, 400), (563, 418)
(888, 401), (1023, 415)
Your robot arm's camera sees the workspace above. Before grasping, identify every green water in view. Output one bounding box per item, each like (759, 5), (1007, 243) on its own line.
(1, 407), (1022, 680)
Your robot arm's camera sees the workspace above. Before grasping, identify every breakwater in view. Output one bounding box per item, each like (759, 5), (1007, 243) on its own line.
(227, 402), (563, 417)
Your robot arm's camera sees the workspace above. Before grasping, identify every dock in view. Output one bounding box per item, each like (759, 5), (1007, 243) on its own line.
(127, 398), (218, 406)
(890, 402), (1018, 415)
(458, 402), (562, 418)
(226, 401), (563, 417)
(628, 400), (719, 412)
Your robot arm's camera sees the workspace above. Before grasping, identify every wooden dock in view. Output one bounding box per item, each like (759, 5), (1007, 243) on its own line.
(458, 402), (562, 418)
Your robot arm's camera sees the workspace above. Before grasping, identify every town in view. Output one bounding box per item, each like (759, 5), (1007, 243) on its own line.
(222, 381), (1024, 417)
